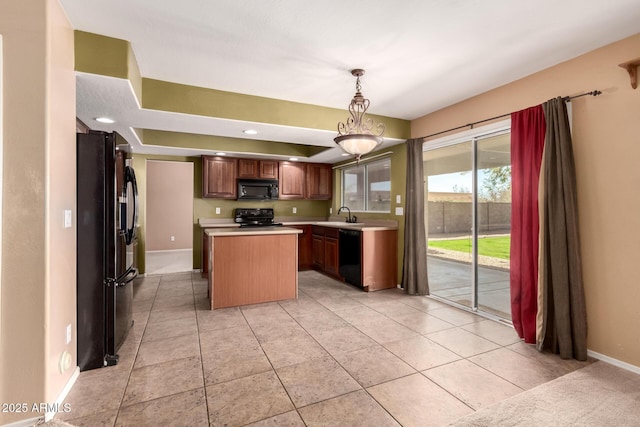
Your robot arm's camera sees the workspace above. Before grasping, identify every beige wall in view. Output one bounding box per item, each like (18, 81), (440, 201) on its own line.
(412, 34), (640, 368)
(0, 0), (76, 424)
(146, 160), (194, 251)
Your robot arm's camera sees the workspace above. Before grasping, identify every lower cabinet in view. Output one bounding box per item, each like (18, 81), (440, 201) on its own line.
(311, 226), (341, 280)
(292, 225), (312, 270)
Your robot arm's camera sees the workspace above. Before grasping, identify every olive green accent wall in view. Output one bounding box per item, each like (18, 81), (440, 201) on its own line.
(131, 154), (331, 274)
(142, 129), (328, 157)
(74, 30), (142, 101)
(142, 78), (410, 138)
(331, 143), (408, 283)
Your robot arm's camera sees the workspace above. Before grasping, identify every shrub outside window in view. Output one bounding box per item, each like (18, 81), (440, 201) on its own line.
(341, 158), (391, 212)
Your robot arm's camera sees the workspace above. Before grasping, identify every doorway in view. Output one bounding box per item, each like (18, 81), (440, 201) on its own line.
(145, 160), (194, 274)
(424, 123), (512, 320)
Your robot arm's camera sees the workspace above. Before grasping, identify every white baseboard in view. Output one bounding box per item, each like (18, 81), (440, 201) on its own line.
(145, 248), (192, 254)
(587, 349), (640, 375)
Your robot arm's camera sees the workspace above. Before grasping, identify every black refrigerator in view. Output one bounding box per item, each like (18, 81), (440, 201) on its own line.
(77, 130), (139, 371)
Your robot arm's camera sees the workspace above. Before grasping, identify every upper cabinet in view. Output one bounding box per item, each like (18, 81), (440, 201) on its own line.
(306, 163), (332, 200)
(202, 156), (237, 199)
(278, 161), (306, 199)
(202, 156), (331, 200)
(238, 159), (278, 179)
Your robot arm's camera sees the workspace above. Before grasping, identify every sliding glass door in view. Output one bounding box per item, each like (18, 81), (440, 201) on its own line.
(424, 126), (512, 320)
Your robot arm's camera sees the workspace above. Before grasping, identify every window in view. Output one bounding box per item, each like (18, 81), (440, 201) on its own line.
(342, 158), (391, 212)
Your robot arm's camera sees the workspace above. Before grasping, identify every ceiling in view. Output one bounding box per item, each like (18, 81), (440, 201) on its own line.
(60, 0), (640, 163)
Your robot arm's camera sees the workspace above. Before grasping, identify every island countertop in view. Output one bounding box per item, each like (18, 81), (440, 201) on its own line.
(205, 226), (303, 237)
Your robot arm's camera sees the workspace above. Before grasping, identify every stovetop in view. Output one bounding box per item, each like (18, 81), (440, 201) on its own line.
(234, 208), (281, 227)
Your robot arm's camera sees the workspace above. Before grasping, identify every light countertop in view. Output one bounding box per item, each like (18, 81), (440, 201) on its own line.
(198, 218), (398, 231)
(205, 226), (303, 237)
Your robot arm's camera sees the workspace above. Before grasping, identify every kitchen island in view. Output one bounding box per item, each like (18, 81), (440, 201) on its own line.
(204, 226), (302, 309)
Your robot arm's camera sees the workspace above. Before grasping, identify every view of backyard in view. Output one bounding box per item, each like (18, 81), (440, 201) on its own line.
(428, 236), (511, 260)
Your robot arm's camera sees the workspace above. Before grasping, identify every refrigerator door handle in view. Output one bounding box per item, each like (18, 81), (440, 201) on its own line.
(116, 266), (138, 287)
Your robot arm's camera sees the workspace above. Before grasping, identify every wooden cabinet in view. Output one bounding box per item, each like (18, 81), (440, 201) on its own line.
(306, 163), (332, 200)
(323, 228), (339, 277)
(278, 161), (306, 199)
(311, 225), (340, 279)
(292, 225), (312, 270)
(238, 159), (278, 179)
(202, 156), (237, 198)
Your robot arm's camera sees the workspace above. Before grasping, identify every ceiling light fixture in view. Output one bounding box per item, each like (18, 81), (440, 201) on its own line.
(95, 117), (115, 124)
(289, 157), (299, 161)
(334, 69), (385, 162)
(243, 129), (258, 135)
(215, 152), (226, 156)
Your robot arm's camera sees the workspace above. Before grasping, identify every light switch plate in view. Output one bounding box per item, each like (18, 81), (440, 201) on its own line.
(396, 195), (401, 204)
(64, 210), (72, 228)
(395, 207), (404, 216)
(292, 207), (297, 214)
(215, 207), (221, 214)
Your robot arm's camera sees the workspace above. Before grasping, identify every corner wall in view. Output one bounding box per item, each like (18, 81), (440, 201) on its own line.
(0, 0), (76, 423)
(412, 33), (640, 368)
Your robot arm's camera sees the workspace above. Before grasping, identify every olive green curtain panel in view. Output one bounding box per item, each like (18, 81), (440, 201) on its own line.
(402, 138), (429, 295)
(537, 97), (588, 361)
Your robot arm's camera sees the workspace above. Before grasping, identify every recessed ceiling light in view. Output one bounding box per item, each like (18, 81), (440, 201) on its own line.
(341, 153), (350, 156)
(95, 117), (115, 124)
(215, 152), (226, 156)
(243, 129), (258, 135)
(289, 157), (299, 161)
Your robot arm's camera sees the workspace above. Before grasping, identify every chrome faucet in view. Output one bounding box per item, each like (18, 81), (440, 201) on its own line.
(338, 206), (357, 223)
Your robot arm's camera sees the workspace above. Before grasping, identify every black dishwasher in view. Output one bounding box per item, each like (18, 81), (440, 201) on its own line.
(339, 229), (362, 288)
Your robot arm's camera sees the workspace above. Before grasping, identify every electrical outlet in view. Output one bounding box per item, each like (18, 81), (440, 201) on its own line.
(64, 210), (72, 228)
(395, 207), (404, 216)
(215, 207), (221, 214)
(66, 324), (72, 344)
(170, 236), (175, 241)
(329, 207), (332, 214)
(292, 207), (297, 214)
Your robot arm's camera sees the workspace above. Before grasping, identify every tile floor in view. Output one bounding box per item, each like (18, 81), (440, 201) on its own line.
(58, 270), (591, 426)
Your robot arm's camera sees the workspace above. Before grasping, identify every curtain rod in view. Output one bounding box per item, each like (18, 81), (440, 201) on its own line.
(419, 90), (602, 141)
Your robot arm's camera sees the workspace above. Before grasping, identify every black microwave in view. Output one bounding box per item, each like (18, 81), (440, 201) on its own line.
(237, 179), (279, 200)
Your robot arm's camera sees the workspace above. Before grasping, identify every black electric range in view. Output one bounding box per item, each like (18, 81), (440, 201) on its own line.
(234, 208), (283, 228)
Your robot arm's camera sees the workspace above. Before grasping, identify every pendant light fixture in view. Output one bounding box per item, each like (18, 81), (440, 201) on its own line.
(334, 69), (385, 161)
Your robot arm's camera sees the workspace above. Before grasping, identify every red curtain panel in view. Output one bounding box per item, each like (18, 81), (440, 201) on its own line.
(510, 105), (546, 343)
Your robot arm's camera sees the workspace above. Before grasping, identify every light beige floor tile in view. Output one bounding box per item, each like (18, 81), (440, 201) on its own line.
(65, 409), (117, 427)
(353, 319), (419, 344)
(367, 301), (422, 317)
(202, 345), (272, 385)
(391, 311), (456, 334)
(298, 390), (400, 427)
(245, 410), (305, 426)
(240, 302), (293, 325)
(294, 311), (350, 334)
(116, 388), (208, 426)
(423, 359), (523, 409)
(199, 324), (261, 355)
(279, 297), (330, 318)
(141, 315), (198, 342)
(402, 295), (451, 312)
(134, 333), (200, 368)
(332, 305), (385, 324)
(507, 341), (593, 376)
(132, 298), (154, 313)
(276, 355), (361, 407)
(428, 306), (483, 326)
(58, 370), (129, 420)
(310, 326), (378, 355)
(196, 306), (247, 331)
(315, 296), (365, 311)
(250, 317), (310, 343)
(462, 319), (521, 346)
(151, 293), (194, 309)
(147, 305), (196, 324)
(334, 345), (415, 387)
(383, 335), (461, 370)
(426, 327), (501, 357)
(367, 373), (474, 426)
(470, 347), (568, 389)
(122, 356), (203, 406)
(261, 334), (329, 369)
(159, 272), (192, 283)
(206, 371), (294, 427)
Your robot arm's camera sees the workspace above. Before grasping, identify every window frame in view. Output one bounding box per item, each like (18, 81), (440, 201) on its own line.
(341, 157), (391, 213)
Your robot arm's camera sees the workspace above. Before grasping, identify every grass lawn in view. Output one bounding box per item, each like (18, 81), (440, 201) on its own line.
(428, 236), (511, 259)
